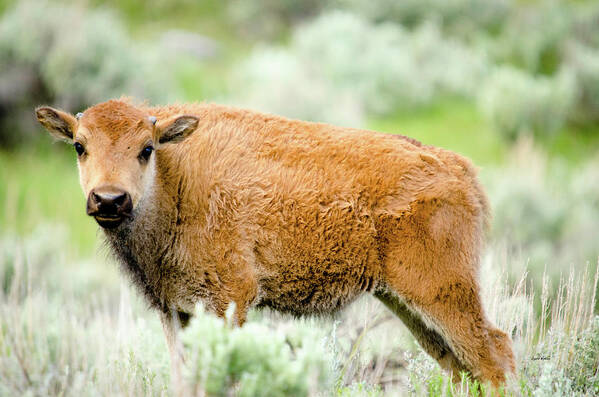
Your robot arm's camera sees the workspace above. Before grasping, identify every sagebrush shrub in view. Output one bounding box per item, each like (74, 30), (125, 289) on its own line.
(567, 316), (599, 394)
(339, 0), (512, 36)
(226, 0), (326, 38)
(182, 306), (334, 397)
(233, 11), (488, 126)
(489, 1), (572, 74)
(477, 66), (576, 140)
(564, 42), (599, 123)
(484, 141), (599, 279)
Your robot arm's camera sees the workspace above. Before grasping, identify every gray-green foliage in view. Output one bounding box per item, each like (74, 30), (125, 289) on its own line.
(0, 0), (176, 144)
(485, 142), (599, 275)
(489, 1), (572, 74)
(0, 227), (337, 396)
(231, 0), (599, 140)
(568, 316), (599, 394)
(233, 46), (365, 127)
(336, 382), (384, 396)
(226, 0), (326, 39)
(339, 0), (512, 35)
(564, 42), (599, 124)
(226, 0), (513, 40)
(478, 67), (576, 140)
(183, 307), (333, 397)
(234, 11), (488, 126)
(0, 226), (170, 396)
(521, 316), (599, 396)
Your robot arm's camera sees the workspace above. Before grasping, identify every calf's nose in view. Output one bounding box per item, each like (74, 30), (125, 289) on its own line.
(87, 187), (132, 217)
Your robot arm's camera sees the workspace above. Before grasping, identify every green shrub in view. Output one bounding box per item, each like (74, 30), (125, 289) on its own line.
(568, 316), (599, 394)
(0, 228), (170, 396)
(339, 0), (512, 36)
(477, 66), (576, 140)
(226, 0), (327, 39)
(488, 2), (572, 74)
(233, 11), (488, 126)
(232, 46), (365, 126)
(484, 142), (599, 306)
(564, 42), (599, 124)
(183, 306), (334, 397)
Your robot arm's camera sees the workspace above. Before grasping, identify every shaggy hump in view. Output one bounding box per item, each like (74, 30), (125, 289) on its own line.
(80, 100), (150, 138)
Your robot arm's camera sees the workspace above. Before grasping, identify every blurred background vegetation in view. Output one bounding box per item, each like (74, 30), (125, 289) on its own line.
(1, 0), (598, 395)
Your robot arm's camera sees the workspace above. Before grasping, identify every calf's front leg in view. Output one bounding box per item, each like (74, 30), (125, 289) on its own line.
(160, 310), (187, 396)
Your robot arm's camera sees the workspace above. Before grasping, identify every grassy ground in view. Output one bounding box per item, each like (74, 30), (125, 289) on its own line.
(368, 99), (508, 165)
(369, 98), (599, 167)
(0, 144), (97, 256)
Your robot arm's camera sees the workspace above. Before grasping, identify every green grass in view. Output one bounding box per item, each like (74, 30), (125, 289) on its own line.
(0, 142), (97, 256)
(541, 122), (599, 165)
(86, 0), (254, 52)
(368, 99), (599, 167)
(368, 99), (508, 166)
(174, 56), (232, 103)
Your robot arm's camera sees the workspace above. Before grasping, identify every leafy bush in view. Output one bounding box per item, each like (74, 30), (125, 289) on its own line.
(183, 306), (333, 397)
(487, 1), (572, 74)
(564, 42), (599, 124)
(0, 228), (170, 396)
(339, 0), (513, 36)
(233, 11), (488, 126)
(0, 0), (177, 145)
(484, 140), (599, 286)
(226, 0), (326, 39)
(519, 293), (599, 397)
(294, 14), (489, 110)
(232, 47), (364, 127)
(567, 316), (599, 394)
(477, 66), (576, 140)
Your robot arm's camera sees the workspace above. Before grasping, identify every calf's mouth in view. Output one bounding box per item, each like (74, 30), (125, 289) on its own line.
(93, 214), (130, 229)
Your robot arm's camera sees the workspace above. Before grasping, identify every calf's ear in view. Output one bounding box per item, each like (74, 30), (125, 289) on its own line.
(156, 115), (199, 145)
(35, 106), (77, 143)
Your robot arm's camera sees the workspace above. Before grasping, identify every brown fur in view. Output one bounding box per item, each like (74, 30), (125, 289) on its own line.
(35, 99), (515, 387)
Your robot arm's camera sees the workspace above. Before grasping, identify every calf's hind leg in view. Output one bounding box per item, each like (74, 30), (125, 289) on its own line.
(382, 274), (515, 386)
(381, 199), (515, 386)
(374, 290), (467, 379)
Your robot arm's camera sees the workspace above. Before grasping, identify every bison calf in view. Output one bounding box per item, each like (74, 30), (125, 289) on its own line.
(36, 99), (515, 387)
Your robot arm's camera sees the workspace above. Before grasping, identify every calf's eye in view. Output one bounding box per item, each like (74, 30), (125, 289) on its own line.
(139, 145), (154, 161)
(74, 142), (85, 156)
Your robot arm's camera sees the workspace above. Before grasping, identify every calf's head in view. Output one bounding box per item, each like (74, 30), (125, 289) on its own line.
(35, 100), (198, 229)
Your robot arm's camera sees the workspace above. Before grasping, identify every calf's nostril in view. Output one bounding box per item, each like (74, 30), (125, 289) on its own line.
(87, 188), (132, 218)
(113, 193), (126, 206)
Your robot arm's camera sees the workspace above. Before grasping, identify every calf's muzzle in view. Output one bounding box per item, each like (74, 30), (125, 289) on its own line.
(86, 186), (133, 229)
